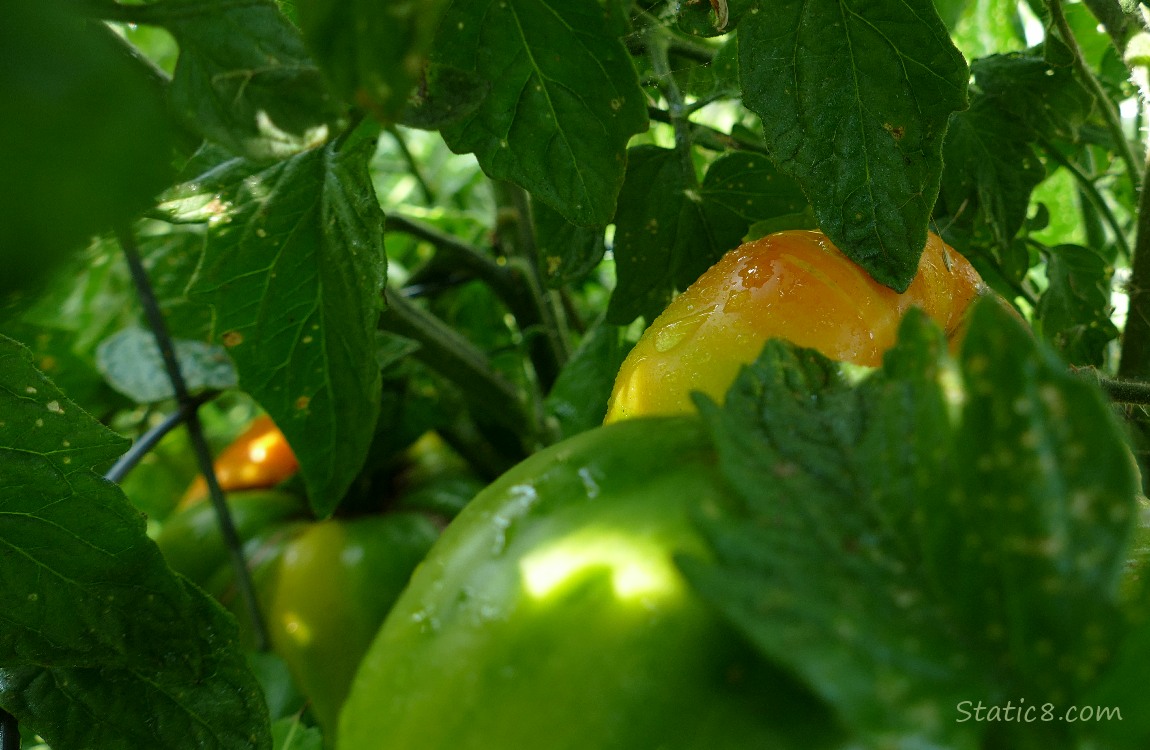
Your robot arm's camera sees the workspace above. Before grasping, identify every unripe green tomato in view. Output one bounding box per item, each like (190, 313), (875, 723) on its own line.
(269, 512), (440, 740)
(339, 418), (841, 750)
(155, 489), (306, 586)
(605, 229), (986, 422)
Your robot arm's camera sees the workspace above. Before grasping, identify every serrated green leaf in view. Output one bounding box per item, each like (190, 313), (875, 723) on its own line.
(544, 318), (629, 438)
(1035, 244), (1119, 366)
(161, 0), (345, 162)
(699, 151), (810, 247)
(272, 716), (324, 750)
(607, 146), (720, 323)
(296, 0), (450, 124)
(399, 64), (492, 131)
(0, 0), (177, 302)
(938, 98), (1046, 248)
(95, 326), (237, 403)
(607, 147), (812, 324)
(533, 199), (606, 287)
(184, 131), (387, 517)
(739, 0), (968, 291)
(683, 300), (1140, 747)
(432, 0), (649, 226)
(972, 53), (1095, 141)
(0, 336), (270, 750)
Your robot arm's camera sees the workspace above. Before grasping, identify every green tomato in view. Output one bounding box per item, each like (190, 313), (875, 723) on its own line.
(268, 512), (440, 741)
(155, 489), (306, 586)
(339, 417), (842, 749)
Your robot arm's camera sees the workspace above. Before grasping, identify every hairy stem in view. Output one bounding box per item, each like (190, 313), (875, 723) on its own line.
(1119, 155), (1150, 378)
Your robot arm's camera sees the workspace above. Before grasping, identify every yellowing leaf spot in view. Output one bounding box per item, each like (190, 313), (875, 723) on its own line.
(294, 396), (310, 411)
(222, 331), (244, 347)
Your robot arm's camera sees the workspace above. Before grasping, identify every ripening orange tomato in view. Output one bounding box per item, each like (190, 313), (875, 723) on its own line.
(605, 229), (986, 422)
(179, 414), (299, 508)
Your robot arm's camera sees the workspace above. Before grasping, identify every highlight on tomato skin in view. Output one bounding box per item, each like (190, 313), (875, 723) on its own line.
(179, 414), (300, 508)
(604, 229), (987, 423)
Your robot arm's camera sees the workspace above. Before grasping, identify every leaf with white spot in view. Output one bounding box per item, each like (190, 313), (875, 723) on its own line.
(185, 126), (387, 517)
(431, 0), (648, 226)
(0, 336), (270, 750)
(682, 299), (1140, 748)
(96, 326), (237, 404)
(738, 0), (969, 291)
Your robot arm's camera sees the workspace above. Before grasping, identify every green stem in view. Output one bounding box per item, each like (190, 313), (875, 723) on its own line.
(646, 29), (700, 192)
(1118, 156), (1150, 378)
(386, 212), (507, 285)
(116, 224), (270, 652)
(386, 126), (437, 206)
(1047, 0), (1143, 193)
(379, 288), (534, 437)
(647, 107), (770, 155)
(1038, 138), (1132, 260)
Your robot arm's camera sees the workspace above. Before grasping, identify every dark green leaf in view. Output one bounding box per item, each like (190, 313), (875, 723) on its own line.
(161, 0), (345, 162)
(1035, 244), (1119, 366)
(295, 0), (450, 124)
(938, 98), (1047, 248)
(607, 146), (721, 324)
(545, 319), (629, 438)
(0, 336), (270, 750)
(0, 1), (177, 302)
(972, 53), (1095, 141)
(399, 64), (492, 131)
(699, 151), (810, 250)
(432, 0), (649, 226)
(739, 0), (969, 291)
(183, 130), (387, 517)
(95, 326), (237, 403)
(683, 299), (1140, 747)
(608, 147), (812, 324)
(533, 200), (606, 288)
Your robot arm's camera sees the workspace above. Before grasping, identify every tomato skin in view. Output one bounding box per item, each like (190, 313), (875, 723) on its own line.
(339, 418), (841, 750)
(156, 489), (306, 584)
(180, 415), (300, 508)
(605, 230), (985, 422)
(268, 513), (440, 739)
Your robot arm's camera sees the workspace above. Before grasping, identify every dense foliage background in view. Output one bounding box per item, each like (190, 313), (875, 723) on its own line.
(4, 0), (1150, 748)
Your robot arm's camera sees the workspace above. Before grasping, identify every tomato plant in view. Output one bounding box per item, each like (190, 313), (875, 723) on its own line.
(4, 0), (1150, 749)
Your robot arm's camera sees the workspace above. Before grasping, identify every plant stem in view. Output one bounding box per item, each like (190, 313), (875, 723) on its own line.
(1047, 0), (1143, 193)
(1119, 155), (1150, 378)
(491, 183), (571, 392)
(116, 224), (270, 652)
(0, 709), (17, 750)
(386, 126), (437, 206)
(1038, 138), (1132, 260)
(104, 392), (216, 484)
(646, 28), (700, 192)
(379, 288), (534, 437)
(386, 213), (507, 285)
(647, 107), (771, 155)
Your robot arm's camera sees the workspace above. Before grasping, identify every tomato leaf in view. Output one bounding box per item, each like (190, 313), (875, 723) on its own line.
(1035, 244), (1120, 367)
(938, 98), (1047, 249)
(431, 0), (649, 227)
(0, 337), (270, 750)
(179, 128), (387, 517)
(971, 53), (1095, 141)
(0, 1), (177, 301)
(545, 318), (630, 438)
(683, 300), (1141, 747)
(96, 326), (237, 403)
(295, 0), (450, 125)
(607, 146), (723, 323)
(533, 200), (606, 288)
(738, 0), (968, 291)
(608, 147), (811, 324)
(160, 0), (345, 162)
